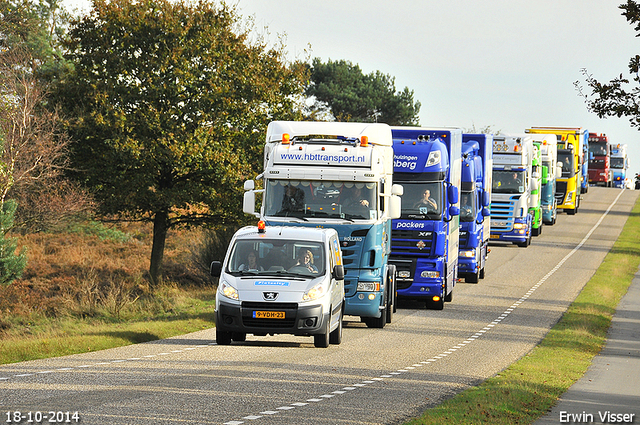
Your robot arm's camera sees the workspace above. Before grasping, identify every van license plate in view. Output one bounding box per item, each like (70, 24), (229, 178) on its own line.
(253, 311), (285, 319)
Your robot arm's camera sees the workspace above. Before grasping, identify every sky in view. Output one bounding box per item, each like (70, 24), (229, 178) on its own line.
(63, 0), (640, 181)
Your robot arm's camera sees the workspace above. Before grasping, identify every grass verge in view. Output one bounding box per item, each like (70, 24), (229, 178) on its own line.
(0, 285), (216, 365)
(404, 195), (640, 425)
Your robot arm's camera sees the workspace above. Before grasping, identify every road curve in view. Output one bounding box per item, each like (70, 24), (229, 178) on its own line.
(1, 187), (637, 425)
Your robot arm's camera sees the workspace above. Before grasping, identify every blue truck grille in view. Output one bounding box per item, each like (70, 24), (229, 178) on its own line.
(391, 229), (434, 255)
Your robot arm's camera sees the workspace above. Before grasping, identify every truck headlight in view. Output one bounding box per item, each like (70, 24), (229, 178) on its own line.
(303, 283), (326, 301)
(461, 250), (475, 258)
(218, 281), (238, 300)
(421, 271), (440, 278)
(513, 223), (526, 229)
(357, 282), (380, 292)
(426, 151), (441, 167)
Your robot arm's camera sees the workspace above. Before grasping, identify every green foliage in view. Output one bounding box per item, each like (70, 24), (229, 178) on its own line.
(0, 0), (73, 81)
(576, 1), (640, 128)
(51, 0), (307, 284)
(63, 220), (131, 242)
(0, 200), (27, 285)
(305, 58), (421, 125)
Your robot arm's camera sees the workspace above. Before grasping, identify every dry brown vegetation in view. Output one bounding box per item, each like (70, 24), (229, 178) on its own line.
(0, 221), (214, 331)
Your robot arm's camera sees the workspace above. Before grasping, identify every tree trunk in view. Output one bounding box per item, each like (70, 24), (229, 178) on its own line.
(149, 209), (169, 287)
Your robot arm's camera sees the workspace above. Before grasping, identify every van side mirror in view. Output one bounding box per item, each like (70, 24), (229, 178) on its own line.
(333, 265), (345, 280)
(210, 261), (222, 278)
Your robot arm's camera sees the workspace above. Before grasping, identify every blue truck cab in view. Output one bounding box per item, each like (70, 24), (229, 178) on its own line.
(458, 134), (492, 283)
(389, 127), (462, 310)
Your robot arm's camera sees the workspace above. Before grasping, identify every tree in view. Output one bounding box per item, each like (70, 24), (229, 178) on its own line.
(576, 1), (640, 128)
(305, 58), (421, 125)
(52, 0), (307, 285)
(1, 1), (90, 232)
(0, 198), (26, 285)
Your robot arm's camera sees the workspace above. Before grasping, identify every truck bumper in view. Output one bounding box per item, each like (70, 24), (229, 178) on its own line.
(344, 292), (382, 318)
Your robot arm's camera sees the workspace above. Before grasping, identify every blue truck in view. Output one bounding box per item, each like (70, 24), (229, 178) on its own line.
(242, 121), (402, 328)
(389, 127), (462, 310)
(458, 134), (492, 283)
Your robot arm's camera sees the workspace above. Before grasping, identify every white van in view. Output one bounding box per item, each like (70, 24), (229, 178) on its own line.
(210, 224), (345, 348)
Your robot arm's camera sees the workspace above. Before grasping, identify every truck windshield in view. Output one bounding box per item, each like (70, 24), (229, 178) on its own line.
(460, 191), (476, 222)
(398, 182), (442, 219)
(589, 143), (608, 156)
(611, 157), (624, 169)
(492, 170), (526, 194)
(227, 239), (325, 277)
(557, 152), (575, 177)
(264, 179), (377, 220)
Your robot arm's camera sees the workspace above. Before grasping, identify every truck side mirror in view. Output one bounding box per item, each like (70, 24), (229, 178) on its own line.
(556, 162), (563, 179)
(482, 207), (490, 217)
(244, 179), (255, 191)
(449, 205), (460, 216)
(391, 184), (404, 196)
(243, 191), (257, 215)
(333, 265), (345, 280)
(448, 185), (459, 204)
(388, 194), (402, 219)
(482, 190), (490, 207)
(210, 261), (222, 278)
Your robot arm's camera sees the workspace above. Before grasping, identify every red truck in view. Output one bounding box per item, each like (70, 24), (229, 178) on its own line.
(588, 133), (612, 187)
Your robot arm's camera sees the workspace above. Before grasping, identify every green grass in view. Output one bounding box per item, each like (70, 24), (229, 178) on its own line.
(0, 286), (217, 365)
(405, 196), (640, 425)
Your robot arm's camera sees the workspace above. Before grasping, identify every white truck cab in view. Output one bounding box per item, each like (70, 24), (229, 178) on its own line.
(210, 223), (345, 348)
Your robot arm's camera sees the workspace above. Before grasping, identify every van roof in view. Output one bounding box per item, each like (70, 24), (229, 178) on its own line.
(233, 225), (336, 243)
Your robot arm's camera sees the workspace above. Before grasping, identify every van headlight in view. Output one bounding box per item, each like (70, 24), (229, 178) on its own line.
(218, 281), (238, 300)
(303, 283), (326, 301)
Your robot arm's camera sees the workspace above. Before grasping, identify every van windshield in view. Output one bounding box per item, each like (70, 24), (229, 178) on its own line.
(227, 239), (325, 277)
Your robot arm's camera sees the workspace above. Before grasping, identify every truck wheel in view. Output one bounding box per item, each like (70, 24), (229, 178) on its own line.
(216, 329), (232, 345)
(386, 265), (396, 323)
(466, 272), (479, 284)
(444, 288), (453, 302)
(364, 310), (386, 328)
(329, 309), (343, 345)
(314, 319), (330, 348)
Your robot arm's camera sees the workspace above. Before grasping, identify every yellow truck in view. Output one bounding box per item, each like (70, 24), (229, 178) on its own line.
(524, 127), (587, 215)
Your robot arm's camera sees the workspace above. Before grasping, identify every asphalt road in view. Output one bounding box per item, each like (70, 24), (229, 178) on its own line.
(1, 186), (637, 425)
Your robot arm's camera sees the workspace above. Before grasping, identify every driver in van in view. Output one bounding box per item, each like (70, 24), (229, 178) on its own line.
(289, 249), (318, 273)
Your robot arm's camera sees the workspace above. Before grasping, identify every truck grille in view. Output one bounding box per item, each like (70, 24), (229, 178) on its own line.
(555, 181), (567, 204)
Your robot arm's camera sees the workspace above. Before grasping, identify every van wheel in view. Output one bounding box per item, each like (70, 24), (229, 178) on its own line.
(329, 309), (343, 345)
(314, 319), (330, 348)
(216, 329), (232, 345)
(231, 332), (246, 342)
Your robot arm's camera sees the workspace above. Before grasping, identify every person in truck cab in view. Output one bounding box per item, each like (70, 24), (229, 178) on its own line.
(413, 189), (438, 212)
